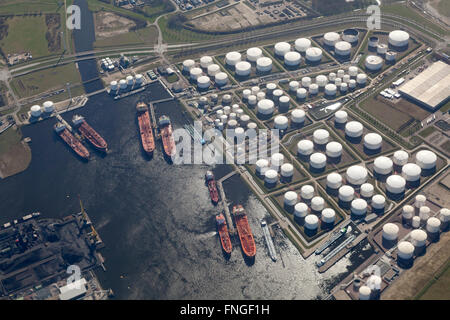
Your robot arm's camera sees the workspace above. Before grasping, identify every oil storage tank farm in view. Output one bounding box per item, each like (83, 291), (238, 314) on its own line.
(389, 30), (410, 51)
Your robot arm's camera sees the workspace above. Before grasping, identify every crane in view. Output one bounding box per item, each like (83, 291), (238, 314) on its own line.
(78, 195), (99, 243)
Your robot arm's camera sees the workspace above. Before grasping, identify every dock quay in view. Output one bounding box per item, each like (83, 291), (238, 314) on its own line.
(216, 170), (239, 235)
(318, 233), (368, 273)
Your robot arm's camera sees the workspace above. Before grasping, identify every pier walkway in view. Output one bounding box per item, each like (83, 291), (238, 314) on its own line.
(217, 170), (239, 235)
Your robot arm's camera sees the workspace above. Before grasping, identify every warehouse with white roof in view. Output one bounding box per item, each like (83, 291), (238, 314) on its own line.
(398, 61), (450, 110)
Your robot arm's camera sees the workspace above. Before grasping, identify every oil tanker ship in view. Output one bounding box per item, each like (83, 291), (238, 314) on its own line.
(136, 102), (155, 155)
(159, 115), (176, 157)
(72, 115), (108, 152)
(54, 123), (90, 160)
(216, 213), (232, 254)
(233, 205), (256, 258)
(205, 171), (219, 204)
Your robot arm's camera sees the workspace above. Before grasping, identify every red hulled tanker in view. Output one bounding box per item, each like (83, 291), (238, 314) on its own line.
(72, 115), (108, 152)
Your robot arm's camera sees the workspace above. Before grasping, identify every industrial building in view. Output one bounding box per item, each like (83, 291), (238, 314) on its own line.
(398, 61), (450, 110)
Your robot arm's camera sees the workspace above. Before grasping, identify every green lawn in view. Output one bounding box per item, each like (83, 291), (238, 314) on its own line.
(418, 126), (437, 138)
(0, 15), (62, 58)
(0, 0), (62, 15)
(158, 15), (216, 44)
(10, 63), (82, 99)
(433, 0), (450, 18)
(417, 262), (450, 300)
(0, 126), (21, 155)
(381, 3), (447, 36)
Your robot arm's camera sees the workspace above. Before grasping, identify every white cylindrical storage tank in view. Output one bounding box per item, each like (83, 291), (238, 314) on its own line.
(274, 115), (289, 130)
(284, 191), (298, 206)
(339, 185), (355, 202)
(337, 69), (345, 78)
(200, 56), (213, 68)
(360, 183), (374, 198)
(271, 153), (284, 168)
(255, 159), (269, 174)
(345, 121), (363, 138)
(223, 105), (231, 115)
(340, 83), (348, 93)
(343, 74), (351, 83)
(279, 96), (290, 112)
(419, 206), (430, 222)
(426, 217), (441, 234)
(289, 81), (300, 92)
(348, 66), (358, 77)
(280, 163), (294, 178)
(274, 42), (291, 57)
(349, 79), (356, 89)
(266, 83), (276, 95)
(385, 51), (397, 62)
(346, 165), (368, 185)
(110, 80), (118, 91)
(272, 89), (283, 104)
(197, 76), (210, 89)
(368, 36), (379, 48)
(316, 75), (328, 87)
(415, 194), (426, 209)
(229, 112), (237, 121)
(297, 140), (314, 156)
(328, 72), (336, 82)
(220, 114), (228, 124)
(284, 51), (301, 66)
(402, 205), (415, 219)
(300, 185), (314, 201)
(335, 41), (351, 56)
(393, 150), (409, 166)
(264, 169), (278, 185)
(359, 286), (371, 300)
(291, 109), (305, 124)
(324, 32), (340, 46)
(247, 122), (257, 130)
(183, 59), (195, 72)
(225, 51), (241, 66)
(412, 216), (421, 229)
(43, 101), (55, 113)
(440, 208), (450, 230)
(235, 61), (251, 77)
(135, 74), (143, 85)
(214, 72), (228, 86)
(335, 77), (342, 86)
(326, 141), (342, 158)
(240, 114), (250, 126)
(364, 133), (383, 150)
(383, 223), (399, 241)
(372, 194), (385, 210)
(301, 77), (312, 88)
(335, 110), (348, 124)
(351, 198), (367, 216)
(198, 96), (208, 107)
(356, 73), (367, 85)
(295, 38), (311, 52)
(246, 47), (262, 62)
(410, 229), (427, 248)
(30, 105), (42, 118)
(310, 152), (327, 170)
(257, 99), (274, 116)
(248, 95), (257, 107)
(397, 241), (414, 260)
(389, 30), (409, 48)
(216, 109), (224, 117)
(296, 88), (307, 99)
(119, 79), (127, 90)
(402, 163), (421, 182)
(374, 156), (393, 175)
(377, 44), (388, 55)
(311, 196), (325, 212)
(313, 129), (329, 145)
(294, 203), (308, 219)
(365, 55), (383, 71)
(256, 92), (266, 101)
(304, 214), (319, 230)
(327, 173), (342, 189)
(415, 150), (437, 170)
(321, 208), (336, 224)
(126, 75), (134, 86)
(207, 64), (220, 76)
(386, 175), (406, 194)
(256, 57), (272, 72)
(251, 86), (260, 96)
(235, 127), (245, 140)
(227, 119), (237, 129)
(325, 84), (337, 96)
(305, 47), (323, 62)
(190, 67), (203, 80)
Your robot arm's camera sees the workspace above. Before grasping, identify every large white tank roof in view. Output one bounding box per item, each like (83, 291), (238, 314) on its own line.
(305, 47), (323, 61)
(295, 38), (311, 52)
(374, 156), (393, 175)
(207, 64), (220, 76)
(415, 150), (437, 169)
(324, 32), (340, 46)
(383, 223), (399, 240)
(246, 47), (262, 62)
(386, 175), (406, 193)
(200, 56), (213, 68)
(301, 185), (315, 199)
(402, 163), (421, 181)
(335, 110), (348, 123)
(284, 51), (301, 65)
(339, 185), (355, 201)
(235, 61), (251, 76)
(335, 41), (351, 55)
(297, 139), (314, 155)
(393, 150), (409, 166)
(257, 99), (275, 115)
(256, 57), (273, 72)
(225, 51), (241, 65)
(364, 133), (382, 150)
(304, 214), (319, 229)
(365, 55), (383, 71)
(346, 165), (368, 185)
(274, 42), (291, 56)
(389, 30), (409, 47)
(345, 121), (363, 137)
(327, 172), (342, 189)
(310, 152), (327, 169)
(313, 129), (329, 144)
(397, 241), (414, 259)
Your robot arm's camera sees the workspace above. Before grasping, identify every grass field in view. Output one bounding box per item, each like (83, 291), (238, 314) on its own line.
(158, 15), (216, 44)
(0, 0), (62, 15)
(430, 0), (450, 18)
(10, 63), (82, 99)
(417, 261), (450, 300)
(0, 15), (62, 58)
(381, 3), (447, 36)
(94, 26), (158, 48)
(0, 125), (21, 154)
(418, 126), (437, 138)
